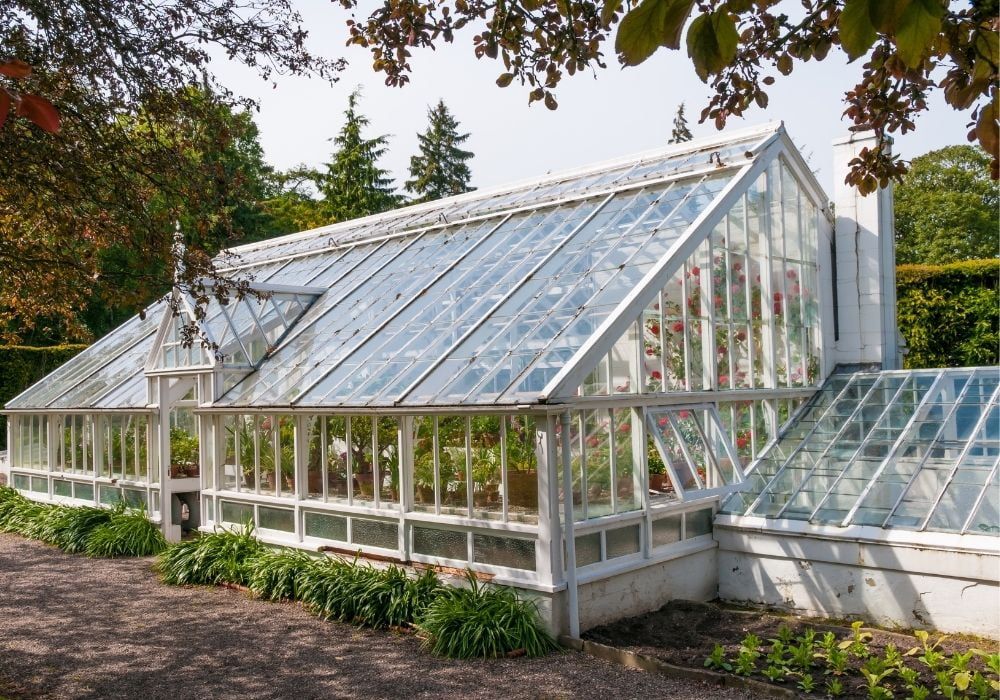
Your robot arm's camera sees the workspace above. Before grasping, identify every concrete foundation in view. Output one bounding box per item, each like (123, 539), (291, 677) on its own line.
(539, 543), (719, 635)
(715, 521), (1000, 638)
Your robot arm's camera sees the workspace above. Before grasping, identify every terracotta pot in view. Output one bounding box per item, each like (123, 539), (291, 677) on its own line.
(354, 471), (375, 497)
(506, 469), (538, 510)
(649, 473), (667, 492)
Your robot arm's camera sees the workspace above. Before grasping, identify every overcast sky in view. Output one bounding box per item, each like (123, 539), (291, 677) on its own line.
(211, 2), (970, 199)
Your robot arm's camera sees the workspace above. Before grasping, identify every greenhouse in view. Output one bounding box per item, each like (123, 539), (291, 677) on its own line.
(4, 123), (997, 637)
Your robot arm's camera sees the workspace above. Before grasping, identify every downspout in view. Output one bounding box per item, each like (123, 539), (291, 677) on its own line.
(560, 410), (580, 638)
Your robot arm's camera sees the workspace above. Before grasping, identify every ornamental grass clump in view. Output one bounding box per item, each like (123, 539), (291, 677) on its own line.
(84, 505), (166, 558)
(417, 571), (557, 659)
(246, 548), (316, 602)
(295, 557), (442, 629)
(48, 506), (114, 554)
(157, 524), (264, 586)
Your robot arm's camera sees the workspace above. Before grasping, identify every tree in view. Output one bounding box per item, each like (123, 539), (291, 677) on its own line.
(669, 102), (693, 144)
(320, 89), (400, 221)
(336, 0), (999, 191)
(0, 0), (340, 343)
(406, 100), (475, 202)
(259, 166), (328, 239)
(894, 145), (999, 265)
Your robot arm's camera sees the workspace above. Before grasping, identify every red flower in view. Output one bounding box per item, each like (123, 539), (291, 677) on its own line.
(732, 261), (742, 272)
(736, 436), (749, 449)
(714, 295), (723, 308)
(586, 436), (601, 448)
(773, 302), (783, 315)
(618, 423), (631, 433)
(739, 274), (746, 283)
(657, 417), (668, 427)
(735, 329), (747, 341)
(718, 374), (730, 386)
(690, 265), (700, 276)
(645, 347), (655, 356)
(649, 323), (660, 336)
(671, 321), (684, 332)
(651, 370), (662, 380)
(718, 345), (727, 355)
(678, 410), (690, 419)
(773, 292), (783, 301)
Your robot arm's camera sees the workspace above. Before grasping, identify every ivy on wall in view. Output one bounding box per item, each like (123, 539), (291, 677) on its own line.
(0, 345), (87, 450)
(896, 259), (999, 370)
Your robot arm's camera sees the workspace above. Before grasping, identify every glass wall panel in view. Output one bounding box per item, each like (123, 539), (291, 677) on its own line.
(505, 416), (539, 523)
(472, 534), (535, 571)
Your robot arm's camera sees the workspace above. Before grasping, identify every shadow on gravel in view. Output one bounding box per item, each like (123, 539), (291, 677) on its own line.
(0, 534), (750, 700)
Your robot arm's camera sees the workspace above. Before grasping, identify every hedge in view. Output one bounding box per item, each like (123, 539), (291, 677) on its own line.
(0, 345), (87, 450)
(896, 259), (999, 370)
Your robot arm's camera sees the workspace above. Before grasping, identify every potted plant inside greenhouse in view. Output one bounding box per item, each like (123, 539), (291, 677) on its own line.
(168, 427), (198, 479)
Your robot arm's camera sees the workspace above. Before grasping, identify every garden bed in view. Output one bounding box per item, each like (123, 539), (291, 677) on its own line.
(583, 600), (998, 698)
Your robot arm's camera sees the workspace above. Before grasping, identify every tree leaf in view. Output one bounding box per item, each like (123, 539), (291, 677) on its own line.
(839, 0), (877, 60)
(686, 9), (739, 81)
(869, 0), (910, 33)
(616, 0), (695, 66)
(16, 94), (60, 133)
(975, 98), (998, 159)
(895, 0), (944, 68)
(496, 72), (514, 87)
(0, 92), (9, 128)
(0, 59), (32, 79)
(601, 0), (623, 27)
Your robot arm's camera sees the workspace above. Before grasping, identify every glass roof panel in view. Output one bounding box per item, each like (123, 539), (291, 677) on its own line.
(6, 299), (165, 410)
(721, 366), (1000, 535)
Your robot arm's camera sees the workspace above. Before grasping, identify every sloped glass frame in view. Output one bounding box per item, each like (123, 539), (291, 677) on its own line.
(645, 405), (746, 502)
(721, 367), (1000, 535)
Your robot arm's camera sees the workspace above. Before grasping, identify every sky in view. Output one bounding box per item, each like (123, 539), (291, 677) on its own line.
(211, 2), (971, 199)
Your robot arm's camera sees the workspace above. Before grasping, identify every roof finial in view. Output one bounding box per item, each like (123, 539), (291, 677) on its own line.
(172, 221), (186, 284)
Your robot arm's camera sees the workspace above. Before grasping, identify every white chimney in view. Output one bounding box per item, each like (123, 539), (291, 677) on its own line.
(831, 133), (900, 369)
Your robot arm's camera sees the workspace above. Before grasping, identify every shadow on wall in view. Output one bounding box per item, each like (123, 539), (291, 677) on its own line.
(714, 524), (1000, 638)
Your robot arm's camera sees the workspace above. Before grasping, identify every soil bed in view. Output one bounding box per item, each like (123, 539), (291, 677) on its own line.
(584, 600), (998, 699)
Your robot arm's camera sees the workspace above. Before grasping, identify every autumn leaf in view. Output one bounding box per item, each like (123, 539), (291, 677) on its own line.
(16, 94), (60, 133)
(0, 60), (32, 79)
(616, 0), (695, 66)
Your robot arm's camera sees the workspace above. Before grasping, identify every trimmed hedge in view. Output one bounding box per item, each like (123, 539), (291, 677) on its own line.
(0, 345), (87, 449)
(896, 259), (999, 370)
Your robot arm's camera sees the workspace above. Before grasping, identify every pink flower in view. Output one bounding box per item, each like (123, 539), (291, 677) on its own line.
(718, 374), (730, 385)
(618, 423), (631, 434)
(678, 410), (691, 419)
(786, 269), (797, 279)
(658, 417), (668, 427)
(586, 436), (601, 448)
(671, 321), (684, 333)
(646, 347), (655, 356)
(739, 274), (746, 283)
(732, 261), (742, 272)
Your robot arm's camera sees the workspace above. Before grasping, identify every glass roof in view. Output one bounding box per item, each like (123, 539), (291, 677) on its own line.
(4, 124), (787, 412)
(5, 299), (166, 411)
(721, 366), (1000, 536)
(213, 124), (784, 409)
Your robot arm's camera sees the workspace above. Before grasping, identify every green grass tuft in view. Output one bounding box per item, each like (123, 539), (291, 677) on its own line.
(84, 506), (166, 557)
(246, 548), (316, 601)
(157, 524), (265, 586)
(417, 571), (557, 659)
(49, 506), (114, 554)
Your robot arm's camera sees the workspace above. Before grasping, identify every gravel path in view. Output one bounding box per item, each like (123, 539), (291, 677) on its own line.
(0, 533), (757, 699)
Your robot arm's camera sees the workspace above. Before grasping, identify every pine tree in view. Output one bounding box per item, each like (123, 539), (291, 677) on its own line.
(669, 102), (693, 144)
(320, 89), (399, 221)
(405, 100), (475, 202)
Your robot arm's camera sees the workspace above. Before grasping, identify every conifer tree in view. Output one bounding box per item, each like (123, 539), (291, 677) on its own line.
(405, 100), (475, 202)
(320, 89), (399, 221)
(669, 103), (693, 144)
